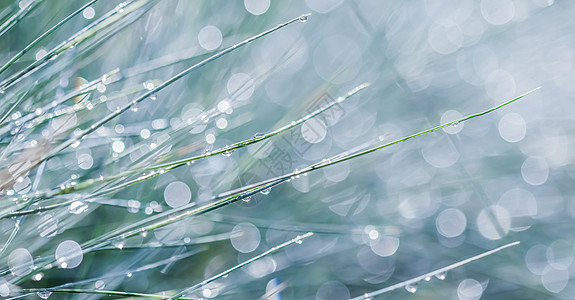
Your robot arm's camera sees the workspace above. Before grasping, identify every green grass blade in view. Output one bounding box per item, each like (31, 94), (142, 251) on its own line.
(350, 241), (521, 300)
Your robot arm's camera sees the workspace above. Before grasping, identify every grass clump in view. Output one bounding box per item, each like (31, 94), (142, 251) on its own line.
(0, 1), (553, 299)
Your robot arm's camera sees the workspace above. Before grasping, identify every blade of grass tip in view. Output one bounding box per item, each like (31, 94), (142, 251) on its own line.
(0, 0), (100, 75)
(351, 241), (521, 300)
(306, 86), (542, 171)
(75, 12), (313, 141)
(0, 12), (312, 191)
(108, 82), (370, 196)
(168, 232), (314, 300)
(136, 82), (369, 171)
(0, 0), (44, 38)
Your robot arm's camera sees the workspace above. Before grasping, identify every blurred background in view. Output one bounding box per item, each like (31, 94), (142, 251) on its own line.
(0, 0), (574, 299)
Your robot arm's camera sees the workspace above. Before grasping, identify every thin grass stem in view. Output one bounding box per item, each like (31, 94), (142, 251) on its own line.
(0, 0), (44, 38)
(16, 288), (195, 300)
(0, 0), (152, 91)
(350, 241), (521, 300)
(0, 0), (100, 75)
(168, 232), (314, 299)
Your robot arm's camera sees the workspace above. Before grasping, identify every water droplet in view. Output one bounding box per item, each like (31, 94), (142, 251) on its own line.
(405, 283), (418, 293)
(201, 114), (209, 123)
(253, 132), (264, 139)
(36, 289), (52, 299)
(295, 239), (303, 244)
(222, 147), (233, 157)
(435, 271), (447, 280)
(424, 276), (432, 281)
(242, 196), (252, 203)
(69, 201), (88, 215)
(299, 15), (308, 22)
(95, 280), (105, 289)
(363, 293), (371, 300)
(260, 188), (271, 195)
(33, 272), (44, 281)
(113, 240), (125, 250)
(126, 272), (133, 277)
(140, 228), (148, 237)
(150, 94), (157, 101)
(451, 121), (460, 127)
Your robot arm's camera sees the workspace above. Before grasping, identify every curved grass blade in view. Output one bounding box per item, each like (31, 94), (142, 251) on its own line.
(350, 241), (520, 300)
(168, 232), (314, 300)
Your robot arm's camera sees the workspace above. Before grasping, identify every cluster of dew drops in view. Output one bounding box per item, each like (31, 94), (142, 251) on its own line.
(361, 271), (447, 299)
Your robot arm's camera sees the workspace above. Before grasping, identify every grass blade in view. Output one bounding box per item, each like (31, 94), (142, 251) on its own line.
(0, 0), (100, 75)
(350, 241), (521, 300)
(169, 232), (314, 299)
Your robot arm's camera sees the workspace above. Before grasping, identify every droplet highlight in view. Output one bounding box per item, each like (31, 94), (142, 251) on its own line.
(36, 290), (52, 299)
(405, 282), (418, 293)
